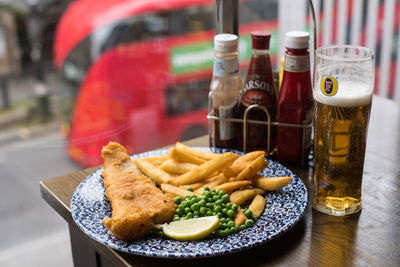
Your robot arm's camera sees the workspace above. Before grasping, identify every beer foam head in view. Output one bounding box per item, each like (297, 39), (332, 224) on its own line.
(313, 80), (373, 107)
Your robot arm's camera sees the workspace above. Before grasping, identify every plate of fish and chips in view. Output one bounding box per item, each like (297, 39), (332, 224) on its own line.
(70, 143), (307, 258)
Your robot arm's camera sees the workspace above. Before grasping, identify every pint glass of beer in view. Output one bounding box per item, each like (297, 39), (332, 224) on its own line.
(312, 45), (374, 216)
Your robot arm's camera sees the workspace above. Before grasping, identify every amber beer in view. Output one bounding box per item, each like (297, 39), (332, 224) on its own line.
(312, 45), (374, 216)
(313, 85), (372, 215)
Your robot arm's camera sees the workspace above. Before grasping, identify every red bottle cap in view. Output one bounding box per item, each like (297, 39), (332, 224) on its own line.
(251, 31), (271, 50)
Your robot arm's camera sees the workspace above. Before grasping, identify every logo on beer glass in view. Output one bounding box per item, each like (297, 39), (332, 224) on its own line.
(320, 76), (338, 96)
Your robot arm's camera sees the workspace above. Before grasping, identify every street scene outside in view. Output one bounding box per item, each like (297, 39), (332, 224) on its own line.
(0, 0), (79, 266)
(0, 0), (280, 265)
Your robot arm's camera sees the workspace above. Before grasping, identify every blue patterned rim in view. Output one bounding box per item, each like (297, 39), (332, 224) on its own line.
(70, 147), (307, 258)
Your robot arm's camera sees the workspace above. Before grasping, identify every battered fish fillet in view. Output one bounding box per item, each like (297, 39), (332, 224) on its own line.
(101, 142), (176, 241)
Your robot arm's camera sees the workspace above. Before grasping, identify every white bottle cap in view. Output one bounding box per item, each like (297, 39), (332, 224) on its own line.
(214, 34), (238, 52)
(285, 31), (310, 49)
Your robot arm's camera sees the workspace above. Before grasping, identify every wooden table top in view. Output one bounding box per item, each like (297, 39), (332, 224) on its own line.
(40, 96), (400, 266)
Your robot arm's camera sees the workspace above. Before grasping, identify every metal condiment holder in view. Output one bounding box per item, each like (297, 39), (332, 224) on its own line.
(209, 0), (318, 166)
(207, 98), (313, 166)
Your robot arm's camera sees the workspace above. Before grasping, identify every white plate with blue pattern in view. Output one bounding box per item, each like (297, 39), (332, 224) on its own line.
(71, 147), (307, 258)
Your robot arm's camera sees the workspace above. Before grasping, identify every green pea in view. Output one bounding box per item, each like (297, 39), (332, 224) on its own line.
(211, 189), (216, 193)
(184, 207), (191, 213)
(206, 211), (213, 216)
(239, 224), (246, 231)
(213, 195), (220, 201)
(220, 217), (227, 223)
(232, 226), (239, 233)
(200, 207), (207, 215)
(227, 210), (235, 218)
(227, 221), (235, 228)
(218, 190), (225, 196)
(194, 215), (200, 218)
(173, 217), (180, 221)
(217, 212), (223, 218)
(187, 187), (193, 192)
(222, 229), (230, 237)
(245, 219), (254, 227)
(174, 196), (182, 204)
(232, 204), (238, 212)
(204, 186), (210, 191)
(214, 206), (222, 213)
(206, 203), (213, 208)
(226, 203), (233, 209)
(199, 200), (206, 206)
(226, 228), (235, 235)
(186, 212), (193, 218)
(215, 199), (223, 206)
(190, 198), (200, 205)
(191, 203), (200, 211)
(221, 194), (229, 203)
(244, 209), (253, 218)
(222, 208), (228, 215)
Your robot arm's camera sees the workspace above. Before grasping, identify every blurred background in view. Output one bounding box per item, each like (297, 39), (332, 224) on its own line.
(0, 0), (398, 266)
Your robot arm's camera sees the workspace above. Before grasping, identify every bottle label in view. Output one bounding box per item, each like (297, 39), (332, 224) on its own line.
(213, 58), (239, 77)
(241, 84), (274, 106)
(242, 75), (276, 107)
(284, 54), (310, 72)
(218, 105), (234, 140)
(241, 55), (277, 108)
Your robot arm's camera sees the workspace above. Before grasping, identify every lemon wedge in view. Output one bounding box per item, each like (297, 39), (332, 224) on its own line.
(159, 216), (220, 241)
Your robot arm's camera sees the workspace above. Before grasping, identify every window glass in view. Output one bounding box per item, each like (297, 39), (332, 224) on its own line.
(166, 78), (210, 116)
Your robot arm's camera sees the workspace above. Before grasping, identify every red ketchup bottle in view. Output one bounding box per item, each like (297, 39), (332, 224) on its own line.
(239, 31), (277, 153)
(277, 31), (313, 164)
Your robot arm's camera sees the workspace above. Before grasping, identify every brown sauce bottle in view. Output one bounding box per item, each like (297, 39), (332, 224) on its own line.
(238, 31), (277, 153)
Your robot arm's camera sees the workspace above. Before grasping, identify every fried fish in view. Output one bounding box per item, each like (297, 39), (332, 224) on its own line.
(101, 142), (176, 241)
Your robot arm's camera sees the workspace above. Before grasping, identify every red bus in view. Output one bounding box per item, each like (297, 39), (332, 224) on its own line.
(54, 0), (279, 166)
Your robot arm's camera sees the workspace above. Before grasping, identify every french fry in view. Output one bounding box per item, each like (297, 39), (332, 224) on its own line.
(223, 151), (265, 178)
(248, 194), (266, 218)
(134, 158), (171, 185)
(230, 188), (265, 205)
(234, 207), (247, 226)
(161, 184), (200, 198)
(171, 152), (239, 185)
(213, 180), (251, 194)
(179, 182), (205, 190)
(175, 142), (217, 160)
(195, 173), (227, 194)
(252, 176), (292, 191)
(142, 155), (170, 166)
(169, 147), (206, 164)
(204, 173), (223, 183)
(160, 159), (197, 174)
(234, 155), (268, 181)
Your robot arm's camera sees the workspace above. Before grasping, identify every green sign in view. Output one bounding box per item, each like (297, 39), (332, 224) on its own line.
(170, 31), (279, 75)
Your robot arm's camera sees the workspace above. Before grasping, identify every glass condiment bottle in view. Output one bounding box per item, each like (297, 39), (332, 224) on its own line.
(239, 31), (277, 153)
(209, 34), (242, 149)
(277, 31), (313, 164)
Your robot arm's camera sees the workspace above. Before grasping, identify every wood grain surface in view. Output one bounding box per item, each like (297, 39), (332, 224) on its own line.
(40, 96), (400, 267)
